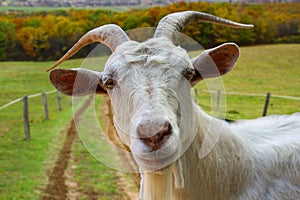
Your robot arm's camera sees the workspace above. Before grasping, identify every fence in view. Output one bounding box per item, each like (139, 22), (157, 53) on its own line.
(200, 89), (300, 117)
(0, 90), (71, 140)
(1, 89), (299, 140)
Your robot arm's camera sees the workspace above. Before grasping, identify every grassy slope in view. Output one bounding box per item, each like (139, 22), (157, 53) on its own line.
(0, 58), (123, 199)
(0, 61), (74, 199)
(0, 44), (299, 198)
(71, 97), (124, 199)
(193, 44), (300, 119)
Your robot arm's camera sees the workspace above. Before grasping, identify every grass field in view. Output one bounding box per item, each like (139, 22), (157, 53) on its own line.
(0, 61), (73, 199)
(0, 59), (122, 199)
(193, 44), (300, 119)
(0, 44), (299, 199)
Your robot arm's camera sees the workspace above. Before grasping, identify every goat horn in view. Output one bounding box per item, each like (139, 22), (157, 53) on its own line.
(47, 24), (129, 71)
(154, 11), (254, 42)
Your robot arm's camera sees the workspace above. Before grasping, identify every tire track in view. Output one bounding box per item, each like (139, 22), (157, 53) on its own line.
(42, 96), (139, 200)
(102, 97), (140, 199)
(42, 97), (93, 200)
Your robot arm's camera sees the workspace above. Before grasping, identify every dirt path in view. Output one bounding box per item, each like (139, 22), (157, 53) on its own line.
(42, 97), (93, 200)
(42, 97), (139, 200)
(42, 120), (77, 200)
(102, 97), (140, 199)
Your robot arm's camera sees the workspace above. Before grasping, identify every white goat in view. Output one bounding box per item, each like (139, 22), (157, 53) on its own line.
(49, 11), (300, 200)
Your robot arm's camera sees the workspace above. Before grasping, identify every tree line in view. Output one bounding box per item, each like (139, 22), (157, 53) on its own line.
(0, 2), (299, 61)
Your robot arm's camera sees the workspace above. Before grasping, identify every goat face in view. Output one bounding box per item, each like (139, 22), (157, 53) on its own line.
(50, 38), (239, 171)
(103, 38), (196, 171)
(49, 11), (251, 172)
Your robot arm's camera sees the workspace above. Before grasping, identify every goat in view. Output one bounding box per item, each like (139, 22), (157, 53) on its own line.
(48, 11), (300, 200)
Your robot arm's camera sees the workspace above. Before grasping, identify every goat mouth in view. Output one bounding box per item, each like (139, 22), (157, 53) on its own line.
(138, 121), (173, 152)
(132, 135), (179, 166)
(133, 149), (179, 171)
(140, 130), (172, 152)
(130, 122), (179, 171)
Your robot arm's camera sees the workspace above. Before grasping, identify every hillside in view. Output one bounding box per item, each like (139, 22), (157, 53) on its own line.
(1, 0), (175, 7)
(0, 44), (299, 199)
(1, 0), (300, 7)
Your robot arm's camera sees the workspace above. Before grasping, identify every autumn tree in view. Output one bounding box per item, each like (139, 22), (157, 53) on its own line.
(0, 2), (299, 61)
(0, 18), (16, 60)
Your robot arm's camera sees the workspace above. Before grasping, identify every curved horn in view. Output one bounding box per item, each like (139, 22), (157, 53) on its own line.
(47, 24), (130, 71)
(154, 11), (254, 42)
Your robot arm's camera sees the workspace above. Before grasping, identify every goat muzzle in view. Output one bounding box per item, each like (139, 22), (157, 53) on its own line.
(137, 121), (172, 151)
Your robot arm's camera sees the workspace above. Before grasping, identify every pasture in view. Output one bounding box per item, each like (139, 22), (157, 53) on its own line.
(194, 44), (300, 119)
(0, 44), (299, 199)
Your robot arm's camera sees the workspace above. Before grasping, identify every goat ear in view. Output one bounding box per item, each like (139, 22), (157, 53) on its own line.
(49, 68), (106, 96)
(191, 43), (239, 86)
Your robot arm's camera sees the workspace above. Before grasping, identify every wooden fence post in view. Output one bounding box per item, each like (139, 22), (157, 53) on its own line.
(262, 92), (271, 117)
(57, 91), (62, 111)
(23, 96), (30, 140)
(42, 92), (49, 120)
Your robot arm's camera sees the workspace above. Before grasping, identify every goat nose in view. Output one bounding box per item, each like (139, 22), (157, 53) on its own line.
(137, 121), (172, 150)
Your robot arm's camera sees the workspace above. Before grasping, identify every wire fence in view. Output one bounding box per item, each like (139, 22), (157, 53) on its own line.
(0, 89), (299, 140)
(202, 90), (300, 101)
(200, 89), (300, 115)
(0, 90), (57, 111)
(0, 90), (71, 140)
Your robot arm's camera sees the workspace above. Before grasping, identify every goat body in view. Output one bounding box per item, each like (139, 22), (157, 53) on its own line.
(48, 11), (300, 200)
(148, 108), (300, 200)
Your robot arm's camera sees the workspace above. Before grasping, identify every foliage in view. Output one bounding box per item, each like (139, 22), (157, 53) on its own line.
(0, 19), (16, 60)
(0, 2), (299, 61)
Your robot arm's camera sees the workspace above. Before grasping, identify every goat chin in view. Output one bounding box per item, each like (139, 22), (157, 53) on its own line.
(142, 165), (173, 200)
(140, 161), (184, 200)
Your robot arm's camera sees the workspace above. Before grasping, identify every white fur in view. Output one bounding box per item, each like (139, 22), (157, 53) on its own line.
(68, 38), (300, 200)
(102, 38), (300, 199)
(49, 12), (299, 199)
(167, 106), (300, 200)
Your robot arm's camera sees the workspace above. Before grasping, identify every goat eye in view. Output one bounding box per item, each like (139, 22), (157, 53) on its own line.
(182, 69), (195, 81)
(104, 78), (115, 89)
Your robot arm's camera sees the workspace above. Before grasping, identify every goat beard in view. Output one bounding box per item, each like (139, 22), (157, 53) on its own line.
(140, 164), (174, 200)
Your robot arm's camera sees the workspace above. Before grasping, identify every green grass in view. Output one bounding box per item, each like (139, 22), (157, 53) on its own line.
(0, 108), (73, 199)
(0, 44), (299, 199)
(0, 58), (129, 199)
(72, 140), (123, 199)
(193, 44), (300, 119)
(0, 61), (62, 106)
(70, 95), (136, 199)
(0, 61), (74, 199)
(225, 44), (300, 96)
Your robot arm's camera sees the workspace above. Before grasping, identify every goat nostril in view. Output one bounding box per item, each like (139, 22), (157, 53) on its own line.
(137, 122), (172, 150)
